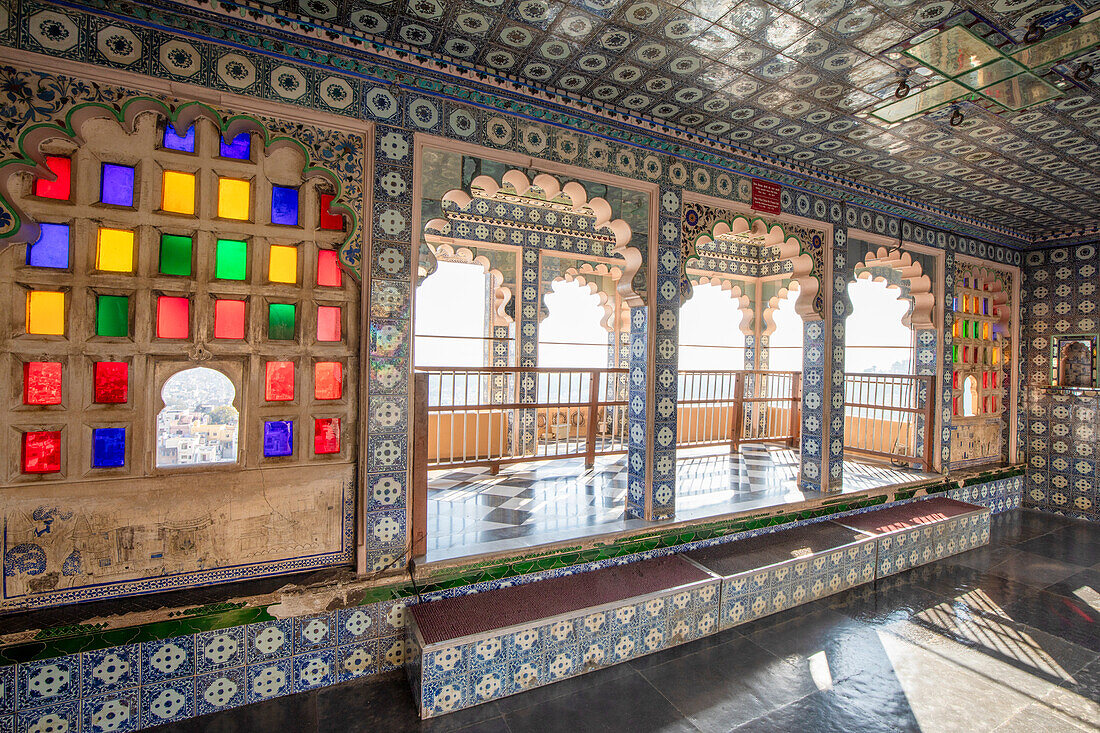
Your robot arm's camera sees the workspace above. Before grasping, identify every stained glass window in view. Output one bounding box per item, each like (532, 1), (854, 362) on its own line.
(314, 361), (342, 400)
(35, 156), (71, 199)
(163, 123), (196, 152)
(95, 295), (129, 337)
(218, 177), (251, 220)
(271, 185), (299, 225)
(318, 193), (344, 230)
(215, 239), (247, 280)
(263, 420), (293, 457)
(27, 223), (70, 269)
(220, 132), (251, 159)
(156, 296), (190, 339)
(317, 250), (342, 287)
(22, 431), (62, 473)
(268, 303), (296, 340)
(162, 170), (197, 214)
(94, 362), (129, 403)
(265, 361), (295, 401)
(214, 299), (246, 339)
(23, 362), (63, 405)
(96, 228), (135, 272)
(26, 290), (65, 335)
(159, 234), (193, 276)
(314, 418), (340, 454)
(269, 245), (297, 283)
(92, 428), (126, 468)
(101, 163), (136, 206)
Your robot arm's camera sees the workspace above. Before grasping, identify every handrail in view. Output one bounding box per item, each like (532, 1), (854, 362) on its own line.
(843, 372), (935, 472)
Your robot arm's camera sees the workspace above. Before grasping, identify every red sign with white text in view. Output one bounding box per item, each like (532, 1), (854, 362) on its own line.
(751, 179), (781, 215)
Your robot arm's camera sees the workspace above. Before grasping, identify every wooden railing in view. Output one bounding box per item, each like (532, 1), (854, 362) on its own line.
(844, 372), (935, 472)
(412, 367), (629, 473)
(677, 370), (801, 450)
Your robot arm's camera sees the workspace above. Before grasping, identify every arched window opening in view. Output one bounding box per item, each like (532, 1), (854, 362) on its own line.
(678, 282), (746, 370)
(156, 368), (238, 467)
(962, 375), (979, 417)
(769, 288), (803, 372)
(539, 279), (609, 403)
(414, 261), (490, 405)
(845, 278), (914, 374)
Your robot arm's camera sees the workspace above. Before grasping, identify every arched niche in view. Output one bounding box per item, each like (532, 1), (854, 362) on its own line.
(683, 215), (822, 320)
(423, 169), (644, 308)
(546, 268), (624, 333)
(684, 275), (755, 335)
(0, 98), (360, 273)
(155, 364), (240, 469)
(424, 242), (514, 328)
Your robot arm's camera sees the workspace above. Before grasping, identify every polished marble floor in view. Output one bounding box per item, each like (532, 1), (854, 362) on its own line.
(425, 445), (936, 561)
(149, 510), (1100, 732)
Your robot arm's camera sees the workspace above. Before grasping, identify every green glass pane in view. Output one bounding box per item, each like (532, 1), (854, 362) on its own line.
(952, 345), (959, 363)
(268, 303), (296, 340)
(159, 234), (192, 276)
(215, 239), (247, 280)
(96, 295), (129, 337)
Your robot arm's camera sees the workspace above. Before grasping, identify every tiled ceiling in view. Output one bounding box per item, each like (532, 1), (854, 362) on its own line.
(213, 0), (1099, 240)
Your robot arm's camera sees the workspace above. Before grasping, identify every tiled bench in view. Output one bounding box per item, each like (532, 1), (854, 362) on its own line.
(406, 555), (720, 718)
(834, 497), (990, 578)
(685, 521), (877, 630)
(407, 497), (990, 719)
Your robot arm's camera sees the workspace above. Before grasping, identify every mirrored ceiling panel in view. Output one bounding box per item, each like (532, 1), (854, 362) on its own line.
(905, 26), (1004, 78)
(979, 73), (1061, 111)
(1012, 20), (1100, 68)
(956, 58), (1026, 90)
(870, 80), (968, 123)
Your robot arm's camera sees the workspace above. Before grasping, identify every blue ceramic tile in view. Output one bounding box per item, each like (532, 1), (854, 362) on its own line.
(291, 649), (335, 693)
(17, 655), (80, 709)
(293, 612), (335, 653)
(82, 688), (139, 733)
(195, 666), (246, 715)
(139, 678), (194, 728)
(194, 627), (245, 673)
(336, 607), (376, 646)
(16, 701), (79, 733)
(81, 644), (138, 696)
(245, 659), (292, 703)
(336, 642), (377, 683)
(246, 619), (293, 664)
(0, 666), (12, 714)
(140, 636), (194, 684)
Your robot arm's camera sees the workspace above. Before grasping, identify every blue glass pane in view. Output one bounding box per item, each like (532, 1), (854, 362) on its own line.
(220, 132), (251, 160)
(163, 123), (196, 152)
(270, 186), (300, 225)
(101, 164), (135, 207)
(92, 428), (126, 467)
(27, 223), (70, 268)
(263, 420), (293, 457)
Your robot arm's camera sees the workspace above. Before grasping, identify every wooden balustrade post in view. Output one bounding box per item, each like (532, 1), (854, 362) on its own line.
(789, 372), (802, 448)
(411, 371), (428, 558)
(730, 372), (744, 453)
(584, 370), (599, 468)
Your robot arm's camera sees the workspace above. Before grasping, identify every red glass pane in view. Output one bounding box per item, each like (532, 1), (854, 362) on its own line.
(94, 361), (129, 403)
(35, 156), (71, 200)
(317, 306), (341, 342)
(22, 430), (61, 473)
(24, 362), (63, 405)
(265, 361), (295, 401)
(318, 193), (344, 230)
(214, 299), (246, 339)
(314, 361), (343, 400)
(156, 296), (190, 339)
(317, 249), (342, 287)
(314, 418), (340, 454)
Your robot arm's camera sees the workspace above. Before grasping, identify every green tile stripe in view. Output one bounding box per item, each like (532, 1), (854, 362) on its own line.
(1, 466), (1021, 666)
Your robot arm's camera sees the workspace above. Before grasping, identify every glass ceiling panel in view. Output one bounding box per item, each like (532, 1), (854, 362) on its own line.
(905, 26), (1004, 78)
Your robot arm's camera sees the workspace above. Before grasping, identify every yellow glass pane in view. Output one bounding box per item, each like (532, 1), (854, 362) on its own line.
(218, 177), (251, 220)
(269, 245), (298, 283)
(96, 227), (135, 272)
(26, 290), (65, 335)
(162, 170), (196, 214)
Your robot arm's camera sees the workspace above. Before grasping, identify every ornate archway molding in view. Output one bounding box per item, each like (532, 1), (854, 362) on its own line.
(423, 242), (513, 328)
(684, 275), (755, 335)
(851, 246), (935, 330)
(423, 169), (644, 307)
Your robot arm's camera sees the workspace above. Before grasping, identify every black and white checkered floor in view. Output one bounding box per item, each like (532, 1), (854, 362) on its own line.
(426, 445), (935, 561)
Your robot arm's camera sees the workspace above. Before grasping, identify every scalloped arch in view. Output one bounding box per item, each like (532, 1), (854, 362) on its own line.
(426, 243), (513, 327)
(684, 275), (755, 335)
(685, 215), (820, 320)
(424, 169), (645, 307)
(0, 98), (360, 276)
(545, 272), (618, 333)
(762, 280), (801, 337)
(852, 246), (935, 330)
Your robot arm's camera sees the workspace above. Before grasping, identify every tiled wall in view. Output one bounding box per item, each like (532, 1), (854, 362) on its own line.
(1020, 245), (1100, 522)
(0, 473), (1022, 731)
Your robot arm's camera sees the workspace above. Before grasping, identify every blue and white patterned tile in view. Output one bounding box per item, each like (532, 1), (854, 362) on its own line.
(0, 666), (13, 715)
(81, 645), (138, 697)
(17, 655), (80, 709)
(292, 649), (335, 694)
(468, 666), (512, 705)
(245, 659), (292, 704)
(375, 635), (407, 672)
(0, 713), (11, 733)
(293, 612), (336, 653)
(336, 607), (376, 646)
(82, 688), (139, 733)
(194, 627), (245, 673)
(422, 675), (469, 718)
(16, 701), (80, 733)
(468, 636), (506, 673)
(139, 678), (193, 729)
(195, 666), (245, 716)
(246, 619), (293, 664)
(140, 637), (193, 685)
(336, 641), (377, 683)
